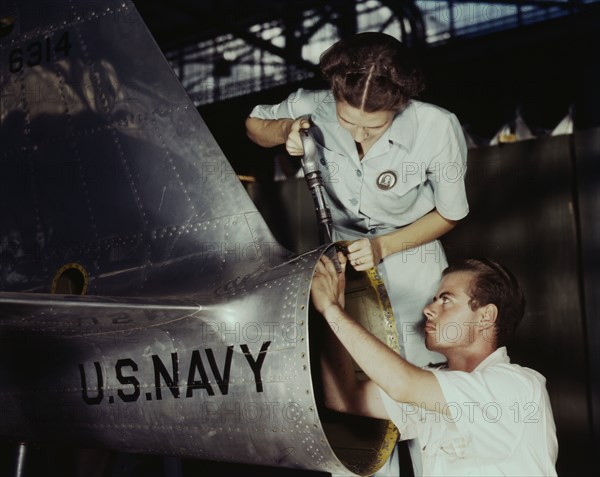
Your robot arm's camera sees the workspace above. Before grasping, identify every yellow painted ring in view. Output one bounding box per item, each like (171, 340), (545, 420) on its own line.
(51, 262), (89, 295)
(333, 240), (401, 474)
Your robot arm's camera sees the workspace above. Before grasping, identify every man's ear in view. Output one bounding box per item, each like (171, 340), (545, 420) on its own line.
(480, 304), (498, 330)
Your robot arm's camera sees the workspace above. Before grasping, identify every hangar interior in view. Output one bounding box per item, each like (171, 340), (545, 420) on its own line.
(137, 1), (600, 475)
(1, 0), (599, 476)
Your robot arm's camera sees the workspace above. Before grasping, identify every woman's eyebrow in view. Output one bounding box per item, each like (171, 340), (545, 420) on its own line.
(337, 114), (354, 125)
(337, 114), (388, 128)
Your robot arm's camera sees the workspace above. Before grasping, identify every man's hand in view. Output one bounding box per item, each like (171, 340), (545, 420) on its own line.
(311, 252), (347, 316)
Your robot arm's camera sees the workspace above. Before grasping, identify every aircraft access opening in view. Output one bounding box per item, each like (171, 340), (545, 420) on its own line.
(310, 261), (400, 476)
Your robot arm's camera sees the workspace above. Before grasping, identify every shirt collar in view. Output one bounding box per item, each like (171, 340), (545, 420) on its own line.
(387, 100), (418, 151)
(313, 93), (419, 156)
(473, 346), (510, 372)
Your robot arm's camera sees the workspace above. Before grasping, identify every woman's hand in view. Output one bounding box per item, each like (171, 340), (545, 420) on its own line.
(285, 117), (311, 156)
(245, 116), (309, 151)
(346, 238), (382, 271)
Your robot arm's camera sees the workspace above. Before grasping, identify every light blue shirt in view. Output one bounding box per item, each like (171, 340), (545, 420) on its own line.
(251, 89), (468, 368)
(250, 88), (469, 237)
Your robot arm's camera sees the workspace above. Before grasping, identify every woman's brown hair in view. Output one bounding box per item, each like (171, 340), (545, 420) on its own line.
(319, 32), (425, 113)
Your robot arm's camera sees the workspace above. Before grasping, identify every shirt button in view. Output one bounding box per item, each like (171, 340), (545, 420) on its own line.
(320, 157), (327, 166)
(356, 169), (362, 177)
(369, 228), (377, 234)
(349, 198), (359, 206)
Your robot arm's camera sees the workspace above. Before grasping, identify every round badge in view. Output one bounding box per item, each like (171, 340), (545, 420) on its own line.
(376, 171), (397, 190)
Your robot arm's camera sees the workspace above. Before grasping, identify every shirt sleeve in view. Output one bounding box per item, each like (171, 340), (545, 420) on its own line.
(377, 386), (419, 441)
(249, 88), (320, 120)
(431, 366), (539, 461)
(426, 112), (469, 221)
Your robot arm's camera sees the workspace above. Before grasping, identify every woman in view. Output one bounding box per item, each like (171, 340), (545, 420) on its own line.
(246, 32), (468, 368)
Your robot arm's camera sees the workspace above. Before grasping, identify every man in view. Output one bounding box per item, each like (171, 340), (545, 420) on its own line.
(311, 254), (558, 476)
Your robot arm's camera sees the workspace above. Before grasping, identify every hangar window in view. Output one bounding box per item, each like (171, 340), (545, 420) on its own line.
(162, 0), (597, 106)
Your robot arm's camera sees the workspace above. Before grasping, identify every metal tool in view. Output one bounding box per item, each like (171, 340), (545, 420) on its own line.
(300, 129), (334, 244)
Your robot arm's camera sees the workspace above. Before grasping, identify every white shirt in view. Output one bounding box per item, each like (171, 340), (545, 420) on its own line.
(378, 347), (558, 476)
(250, 88), (469, 237)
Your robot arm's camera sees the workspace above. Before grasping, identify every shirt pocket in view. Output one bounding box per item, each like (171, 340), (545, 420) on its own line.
(366, 167), (426, 217)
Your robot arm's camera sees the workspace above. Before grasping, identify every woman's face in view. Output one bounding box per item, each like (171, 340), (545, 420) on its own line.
(335, 101), (395, 145)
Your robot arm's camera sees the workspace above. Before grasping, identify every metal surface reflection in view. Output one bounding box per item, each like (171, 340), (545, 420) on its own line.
(0, 1), (399, 475)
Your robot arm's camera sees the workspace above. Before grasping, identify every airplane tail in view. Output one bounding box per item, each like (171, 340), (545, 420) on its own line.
(0, 1), (399, 475)
(0, 0), (287, 296)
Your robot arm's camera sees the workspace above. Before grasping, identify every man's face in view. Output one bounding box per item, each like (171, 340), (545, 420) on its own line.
(423, 271), (483, 352)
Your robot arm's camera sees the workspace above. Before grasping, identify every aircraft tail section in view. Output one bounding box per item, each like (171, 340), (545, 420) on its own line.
(0, 0), (286, 296)
(0, 2), (401, 475)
